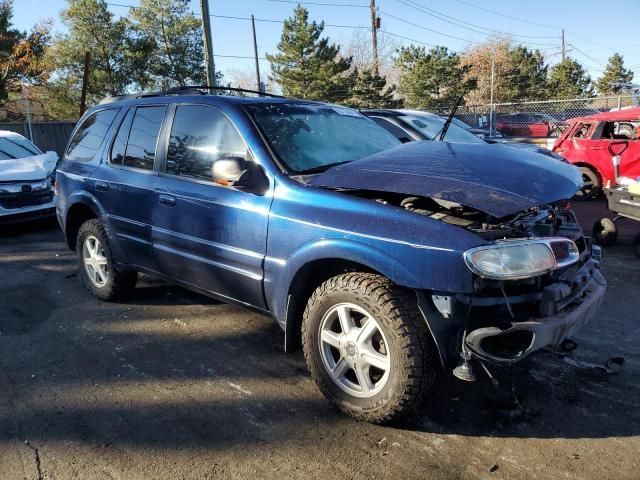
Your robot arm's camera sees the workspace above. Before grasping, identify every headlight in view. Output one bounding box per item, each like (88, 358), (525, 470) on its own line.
(463, 239), (578, 280)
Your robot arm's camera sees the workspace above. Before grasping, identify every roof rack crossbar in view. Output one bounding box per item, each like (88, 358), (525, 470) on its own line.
(99, 85), (285, 105)
(165, 85), (284, 98)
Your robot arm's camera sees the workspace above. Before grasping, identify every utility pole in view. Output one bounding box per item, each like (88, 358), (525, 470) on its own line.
(370, 0), (379, 75)
(200, 0), (216, 86)
(79, 51), (91, 117)
(561, 28), (565, 62)
(489, 57), (495, 138)
(251, 15), (262, 92)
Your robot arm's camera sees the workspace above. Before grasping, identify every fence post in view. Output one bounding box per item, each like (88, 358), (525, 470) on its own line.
(22, 86), (34, 143)
(617, 95), (622, 110)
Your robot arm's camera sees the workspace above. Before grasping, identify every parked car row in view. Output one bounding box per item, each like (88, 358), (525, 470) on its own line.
(50, 87), (604, 424)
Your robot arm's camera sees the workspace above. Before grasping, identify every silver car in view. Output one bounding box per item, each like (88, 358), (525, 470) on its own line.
(0, 131), (58, 224)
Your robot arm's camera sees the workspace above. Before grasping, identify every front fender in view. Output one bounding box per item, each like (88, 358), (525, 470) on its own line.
(265, 235), (471, 328)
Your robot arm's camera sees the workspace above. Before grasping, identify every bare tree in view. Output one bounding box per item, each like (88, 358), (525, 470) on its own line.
(342, 30), (400, 85)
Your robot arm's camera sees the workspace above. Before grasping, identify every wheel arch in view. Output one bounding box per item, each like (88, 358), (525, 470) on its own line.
(65, 200), (100, 250)
(284, 257), (380, 352)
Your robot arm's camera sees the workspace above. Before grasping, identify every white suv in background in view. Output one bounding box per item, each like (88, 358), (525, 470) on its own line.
(0, 131), (58, 224)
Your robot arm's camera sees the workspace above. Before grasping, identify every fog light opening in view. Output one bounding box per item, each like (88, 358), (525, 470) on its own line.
(479, 330), (535, 360)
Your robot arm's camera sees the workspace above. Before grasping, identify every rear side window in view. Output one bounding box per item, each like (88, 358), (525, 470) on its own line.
(166, 105), (247, 181)
(122, 106), (166, 170)
(66, 108), (118, 161)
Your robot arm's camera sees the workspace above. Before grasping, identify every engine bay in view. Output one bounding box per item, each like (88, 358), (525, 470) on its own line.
(346, 189), (584, 242)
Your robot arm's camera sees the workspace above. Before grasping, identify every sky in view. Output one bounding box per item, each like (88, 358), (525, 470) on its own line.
(11, 0), (640, 87)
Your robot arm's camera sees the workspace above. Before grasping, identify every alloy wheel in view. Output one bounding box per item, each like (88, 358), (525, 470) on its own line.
(83, 234), (109, 287)
(319, 303), (391, 398)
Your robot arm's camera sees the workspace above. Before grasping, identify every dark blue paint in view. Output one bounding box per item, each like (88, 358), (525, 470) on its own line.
(56, 94), (579, 334)
(310, 141), (582, 218)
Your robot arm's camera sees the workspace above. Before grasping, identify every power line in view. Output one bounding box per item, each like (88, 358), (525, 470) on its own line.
(266, 0), (368, 7)
(450, 0), (559, 30)
(381, 10), (483, 45)
(395, 0), (557, 41)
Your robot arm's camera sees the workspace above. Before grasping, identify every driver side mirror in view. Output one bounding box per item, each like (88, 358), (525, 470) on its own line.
(212, 156), (269, 195)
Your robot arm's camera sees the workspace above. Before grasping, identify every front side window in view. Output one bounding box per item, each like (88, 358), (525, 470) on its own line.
(166, 105), (247, 181)
(122, 106), (166, 170)
(66, 108), (118, 161)
(572, 123), (591, 139)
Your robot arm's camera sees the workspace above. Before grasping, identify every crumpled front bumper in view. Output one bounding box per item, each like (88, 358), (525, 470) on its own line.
(464, 259), (607, 365)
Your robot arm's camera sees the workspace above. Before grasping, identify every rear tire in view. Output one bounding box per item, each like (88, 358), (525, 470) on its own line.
(76, 219), (137, 301)
(574, 166), (601, 201)
(302, 273), (436, 423)
(593, 218), (618, 246)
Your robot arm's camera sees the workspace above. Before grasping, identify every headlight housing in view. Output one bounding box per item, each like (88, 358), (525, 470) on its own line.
(463, 238), (579, 280)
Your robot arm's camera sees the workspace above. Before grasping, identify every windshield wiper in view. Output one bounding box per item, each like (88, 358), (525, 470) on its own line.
(297, 160), (352, 175)
(436, 93), (465, 142)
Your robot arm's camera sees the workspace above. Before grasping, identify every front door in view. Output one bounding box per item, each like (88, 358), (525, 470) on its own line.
(152, 104), (272, 309)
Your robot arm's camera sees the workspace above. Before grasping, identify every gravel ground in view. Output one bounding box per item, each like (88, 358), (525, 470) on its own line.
(0, 209), (639, 480)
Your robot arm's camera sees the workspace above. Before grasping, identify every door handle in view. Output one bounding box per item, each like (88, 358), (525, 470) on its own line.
(158, 194), (176, 207)
(95, 181), (110, 192)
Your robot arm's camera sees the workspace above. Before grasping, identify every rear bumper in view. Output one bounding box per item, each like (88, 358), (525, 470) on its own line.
(464, 259), (607, 365)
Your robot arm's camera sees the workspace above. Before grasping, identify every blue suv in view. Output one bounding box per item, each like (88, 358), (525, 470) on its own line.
(56, 88), (606, 423)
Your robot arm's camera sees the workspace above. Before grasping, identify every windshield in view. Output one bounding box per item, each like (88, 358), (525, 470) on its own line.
(246, 103), (400, 173)
(403, 114), (484, 144)
(0, 135), (41, 161)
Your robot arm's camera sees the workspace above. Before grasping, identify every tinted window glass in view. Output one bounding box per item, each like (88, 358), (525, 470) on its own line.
(110, 109), (135, 165)
(166, 105), (247, 181)
(66, 109), (118, 161)
(123, 106), (166, 170)
(371, 117), (412, 141)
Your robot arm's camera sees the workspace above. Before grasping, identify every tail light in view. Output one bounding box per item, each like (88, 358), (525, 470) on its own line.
(54, 177), (59, 196)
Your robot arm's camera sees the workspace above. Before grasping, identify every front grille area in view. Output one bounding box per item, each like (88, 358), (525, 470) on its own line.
(0, 191), (53, 210)
(550, 241), (570, 261)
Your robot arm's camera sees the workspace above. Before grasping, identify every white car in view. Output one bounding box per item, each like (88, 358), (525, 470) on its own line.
(0, 131), (58, 224)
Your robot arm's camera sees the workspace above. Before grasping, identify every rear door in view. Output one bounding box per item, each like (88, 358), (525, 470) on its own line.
(151, 103), (271, 309)
(91, 104), (168, 270)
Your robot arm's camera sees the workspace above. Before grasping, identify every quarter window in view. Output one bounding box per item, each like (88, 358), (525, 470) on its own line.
(122, 106), (166, 170)
(166, 105), (247, 181)
(66, 108), (118, 161)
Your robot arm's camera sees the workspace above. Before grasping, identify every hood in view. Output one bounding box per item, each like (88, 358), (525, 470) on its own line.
(499, 142), (567, 162)
(309, 141), (582, 218)
(0, 151), (58, 182)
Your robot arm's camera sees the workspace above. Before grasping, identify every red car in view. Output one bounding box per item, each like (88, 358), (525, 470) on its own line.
(552, 107), (640, 199)
(496, 112), (564, 137)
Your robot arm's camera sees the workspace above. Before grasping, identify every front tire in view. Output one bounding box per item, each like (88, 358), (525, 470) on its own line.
(302, 273), (436, 423)
(574, 166), (601, 200)
(76, 219), (137, 301)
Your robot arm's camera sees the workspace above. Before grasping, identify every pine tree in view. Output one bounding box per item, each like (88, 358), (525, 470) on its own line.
(0, 0), (50, 99)
(595, 53), (634, 94)
(504, 46), (548, 101)
(266, 6), (351, 102)
(128, 0), (206, 89)
(547, 58), (594, 99)
(395, 45), (474, 109)
(344, 68), (396, 109)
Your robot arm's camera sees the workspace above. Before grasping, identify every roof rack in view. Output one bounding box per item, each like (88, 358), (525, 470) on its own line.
(99, 85), (284, 104)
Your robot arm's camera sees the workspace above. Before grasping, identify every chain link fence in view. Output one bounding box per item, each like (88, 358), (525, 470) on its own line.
(434, 95), (639, 142)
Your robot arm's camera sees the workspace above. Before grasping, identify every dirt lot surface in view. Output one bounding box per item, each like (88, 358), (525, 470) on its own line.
(1, 205), (639, 480)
